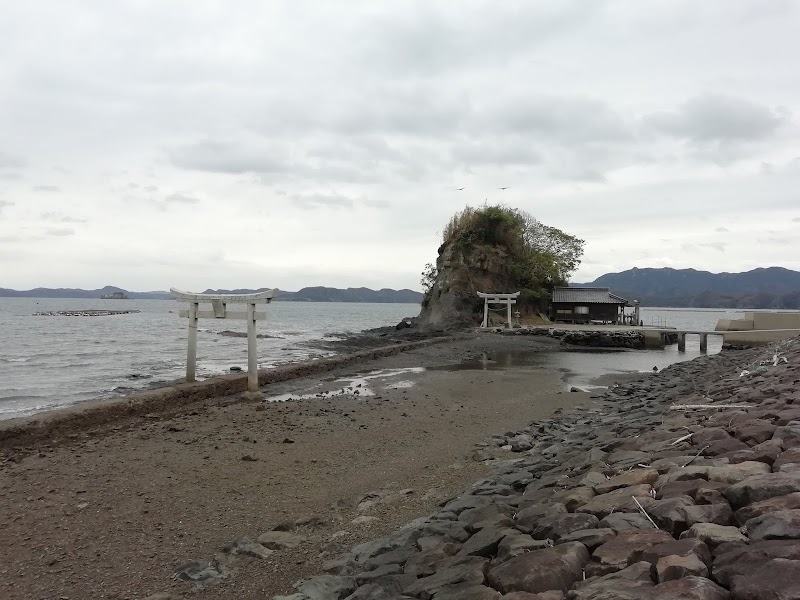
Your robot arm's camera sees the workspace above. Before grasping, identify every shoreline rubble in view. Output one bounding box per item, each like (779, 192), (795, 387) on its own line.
(230, 336), (800, 600)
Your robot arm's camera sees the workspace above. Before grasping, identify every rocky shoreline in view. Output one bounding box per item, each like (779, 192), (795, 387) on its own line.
(487, 327), (680, 350)
(247, 337), (800, 600)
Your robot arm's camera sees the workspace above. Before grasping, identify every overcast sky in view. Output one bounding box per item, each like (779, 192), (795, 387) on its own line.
(1, 1), (799, 292)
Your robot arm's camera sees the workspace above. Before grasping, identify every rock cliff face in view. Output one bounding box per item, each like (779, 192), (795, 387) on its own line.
(418, 240), (510, 328)
(418, 239), (546, 329)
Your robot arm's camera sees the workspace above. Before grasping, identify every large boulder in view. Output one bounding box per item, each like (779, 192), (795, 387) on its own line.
(745, 509), (800, 541)
(723, 473), (800, 509)
(566, 562), (654, 600)
(728, 558), (800, 600)
(712, 540), (800, 587)
(575, 485), (654, 519)
(487, 543), (589, 594)
(585, 529), (673, 577)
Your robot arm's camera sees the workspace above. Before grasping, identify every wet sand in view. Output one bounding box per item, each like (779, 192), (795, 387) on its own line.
(0, 334), (599, 600)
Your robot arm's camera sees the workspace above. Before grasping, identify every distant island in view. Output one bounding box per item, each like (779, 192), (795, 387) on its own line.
(0, 285), (424, 304)
(577, 266), (800, 309)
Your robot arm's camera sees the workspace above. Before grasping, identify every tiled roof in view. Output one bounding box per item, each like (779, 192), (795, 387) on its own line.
(552, 287), (630, 305)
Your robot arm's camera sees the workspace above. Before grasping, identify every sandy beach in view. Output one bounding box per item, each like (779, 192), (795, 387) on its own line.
(0, 333), (593, 600)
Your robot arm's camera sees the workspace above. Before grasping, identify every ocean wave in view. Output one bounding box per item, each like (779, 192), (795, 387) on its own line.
(2, 357), (32, 363)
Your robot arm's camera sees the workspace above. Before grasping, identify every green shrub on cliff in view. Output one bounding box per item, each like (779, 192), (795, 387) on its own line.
(419, 205), (584, 326)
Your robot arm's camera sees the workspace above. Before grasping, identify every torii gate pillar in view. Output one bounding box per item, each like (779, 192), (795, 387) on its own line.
(171, 288), (277, 396)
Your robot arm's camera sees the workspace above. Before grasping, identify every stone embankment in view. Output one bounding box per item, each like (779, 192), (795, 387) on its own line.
(491, 327), (680, 349)
(253, 337), (800, 600)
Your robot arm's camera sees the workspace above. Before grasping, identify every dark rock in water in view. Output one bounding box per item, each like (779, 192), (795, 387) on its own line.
(395, 318), (413, 330)
(229, 366), (243, 371)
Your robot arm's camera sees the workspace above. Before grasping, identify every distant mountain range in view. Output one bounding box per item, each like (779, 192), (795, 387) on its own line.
(577, 267), (800, 309)
(0, 285), (423, 304)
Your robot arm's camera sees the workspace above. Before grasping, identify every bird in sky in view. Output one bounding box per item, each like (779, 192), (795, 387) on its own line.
(498, 187), (509, 190)
(455, 187), (465, 191)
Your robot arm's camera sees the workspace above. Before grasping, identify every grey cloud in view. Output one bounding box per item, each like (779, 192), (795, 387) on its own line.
(34, 184), (60, 192)
(0, 200), (13, 213)
(714, 227), (730, 232)
(40, 212), (87, 223)
(758, 236), (795, 245)
(291, 193), (354, 210)
(169, 140), (289, 175)
(699, 242), (728, 252)
(362, 198), (390, 209)
(0, 151), (26, 169)
(793, 217), (800, 222)
(164, 193), (200, 205)
(451, 140), (542, 167)
(646, 94), (785, 142)
(358, 1), (597, 76)
(483, 96), (632, 143)
(45, 227), (75, 237)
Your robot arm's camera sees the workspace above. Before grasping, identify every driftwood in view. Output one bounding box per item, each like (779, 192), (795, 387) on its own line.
(632, 496), (659, 529)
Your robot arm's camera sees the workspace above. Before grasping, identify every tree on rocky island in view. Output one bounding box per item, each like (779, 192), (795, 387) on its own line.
(418, 205), (585, 328)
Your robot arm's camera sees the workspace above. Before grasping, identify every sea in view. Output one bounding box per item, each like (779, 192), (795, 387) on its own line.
(0, 299), (787, 420)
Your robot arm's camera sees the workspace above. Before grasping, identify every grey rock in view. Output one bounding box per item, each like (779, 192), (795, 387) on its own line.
(258, 530), (307, 550)
(296, 575), (357, 600)
(567, 561), (654, 600)
(723, 472), (800, 509)
(458, 525), (517, 557)
(598, 512), (655, 532)
(432, 583), (501, 600)
(729, 558), (800, 600)
(354, 563), (402, 584)
(586, 529), (673, 577)
(487, 542), (589, 594)
(712, 539), (800, 587)
(734, 491), (800, 525)
(497, 533), (554, 563)
(363, 546), (419, 571)
(555, 528), (615, 552)
(174, 559), (226, 587)
(531, 513), (600, 542)
(745, 509), (800, 540)
(403, 557), (488, 599)
(651, 576), (730, 600)
(679, 523), (747, 548)
(226, 536), (273, 560)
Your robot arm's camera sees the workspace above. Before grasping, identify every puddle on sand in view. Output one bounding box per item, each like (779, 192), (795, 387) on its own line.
(265, 367), (425, 402)
(429, 348), (694, 392)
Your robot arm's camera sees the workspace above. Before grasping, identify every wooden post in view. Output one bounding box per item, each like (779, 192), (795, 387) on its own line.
(678, 333), (686, 352)
(700, 333), (708, 353)
(483, 300), (489, 328)
(246, 302), (258, 392)
(506, 300), (512, 328)
(186, 301), (198, 382)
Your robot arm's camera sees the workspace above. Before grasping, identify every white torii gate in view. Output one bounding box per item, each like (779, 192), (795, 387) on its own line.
(170, 288), (277, 396)
(477, 291), (520, 328)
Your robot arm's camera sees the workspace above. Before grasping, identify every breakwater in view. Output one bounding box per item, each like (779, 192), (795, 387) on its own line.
(221, 337), (800, 599)
(32, 309), (142, 316)
(492, 327), (680, 349)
